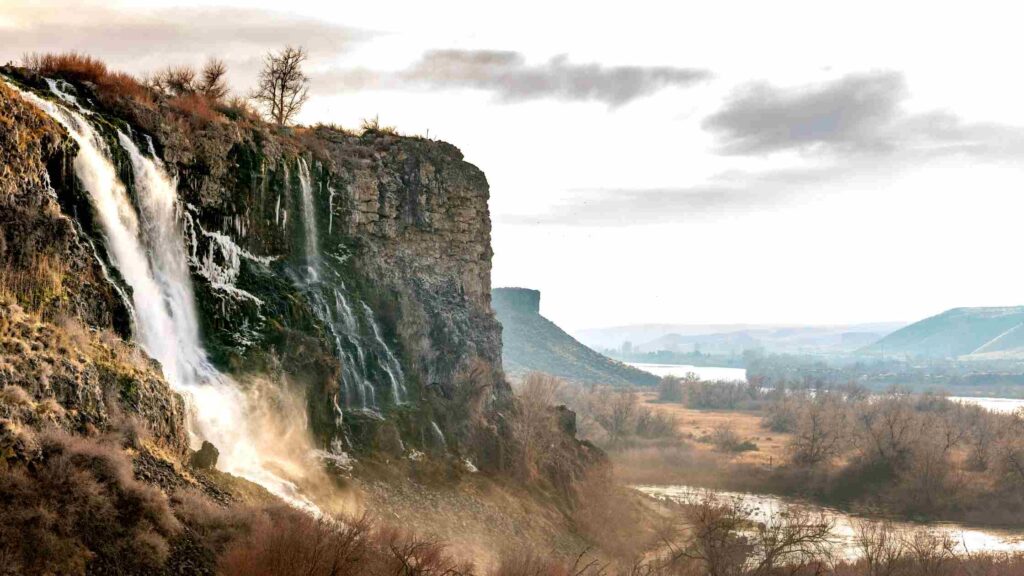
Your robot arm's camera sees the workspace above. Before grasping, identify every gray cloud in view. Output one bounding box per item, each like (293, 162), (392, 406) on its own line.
(316, 49), (711, 106)
(704, 71), (1024, 158)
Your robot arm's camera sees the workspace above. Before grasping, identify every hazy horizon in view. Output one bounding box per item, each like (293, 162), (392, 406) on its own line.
(6, 1), (1024, 332)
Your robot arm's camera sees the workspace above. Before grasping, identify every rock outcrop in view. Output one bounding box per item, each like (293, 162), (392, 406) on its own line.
(0, 68), (506, 461)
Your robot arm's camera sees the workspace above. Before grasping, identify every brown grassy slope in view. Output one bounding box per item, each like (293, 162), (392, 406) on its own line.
(0, 299), (188, 454)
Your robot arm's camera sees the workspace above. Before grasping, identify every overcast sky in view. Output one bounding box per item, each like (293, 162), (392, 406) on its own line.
(5, 0), (1024, 331)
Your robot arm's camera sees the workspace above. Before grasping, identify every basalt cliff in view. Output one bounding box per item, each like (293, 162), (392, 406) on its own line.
(0, 67), (518, 477)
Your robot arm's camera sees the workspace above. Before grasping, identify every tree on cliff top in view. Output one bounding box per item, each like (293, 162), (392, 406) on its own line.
(252, 46), (310, 126)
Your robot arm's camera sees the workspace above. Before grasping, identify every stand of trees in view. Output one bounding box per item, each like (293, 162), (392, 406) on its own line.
(766, 390), (1024, 522)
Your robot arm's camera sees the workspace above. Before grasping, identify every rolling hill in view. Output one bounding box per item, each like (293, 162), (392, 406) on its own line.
(860, 306), (1024, 359)
(493, 288), (659, 387)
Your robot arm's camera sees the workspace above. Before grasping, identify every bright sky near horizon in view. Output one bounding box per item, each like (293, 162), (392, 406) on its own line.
(4, 0), (1024, 331)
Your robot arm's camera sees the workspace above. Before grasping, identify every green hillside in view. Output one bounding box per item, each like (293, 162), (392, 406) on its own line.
(860, 306), (1024, 359)
(493, 288), (659, 387)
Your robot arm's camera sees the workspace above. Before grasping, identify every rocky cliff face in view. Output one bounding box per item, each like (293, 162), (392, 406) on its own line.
(0, 69), (506, 462)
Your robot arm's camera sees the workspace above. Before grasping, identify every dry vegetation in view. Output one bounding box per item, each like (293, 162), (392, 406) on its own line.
(0, 429), (180, 575)
(630, 373), (1024, 526)
(16, 51), (259, 126)
(3, 360), (1024, 575)
(760, 390), (1024, 524)
(21, 52), (154, 106)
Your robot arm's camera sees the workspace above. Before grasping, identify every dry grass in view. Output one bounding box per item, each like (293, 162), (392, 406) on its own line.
(639, 392), (790, 467)
(0, 254), (67, 318)
(0, 384), (34, 409)
(169, 93), (223, 124)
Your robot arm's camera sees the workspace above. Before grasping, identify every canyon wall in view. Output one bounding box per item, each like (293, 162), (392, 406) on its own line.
(0, 70), (506, 462)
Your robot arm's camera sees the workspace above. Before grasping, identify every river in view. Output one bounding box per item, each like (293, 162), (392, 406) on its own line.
(627, 362), (747, 382)
(636, 484), (1024, 559)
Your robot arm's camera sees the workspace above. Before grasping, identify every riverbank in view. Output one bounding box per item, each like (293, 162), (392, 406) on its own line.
(613, 389), (1024, 531)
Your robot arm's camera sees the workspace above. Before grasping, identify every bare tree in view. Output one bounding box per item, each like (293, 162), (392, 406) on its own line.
(666, 493), (750, 576)
(790, 398), (847, 467)
(902, 528), (957, 576)
(200, 58), (229, 100)
(509, 373), (561, 481)
(665, 494), (834, 576)
(252, 46), (310, 126)
(747, 507), (834, 575)
(594, 391), (638, 446)
(153, 65), (197, 96)
(854, 520), (904, 576)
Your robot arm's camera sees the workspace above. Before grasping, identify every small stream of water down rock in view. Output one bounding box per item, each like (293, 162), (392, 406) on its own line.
(16, 83), (319, 512)
(295, 158), (406, 413)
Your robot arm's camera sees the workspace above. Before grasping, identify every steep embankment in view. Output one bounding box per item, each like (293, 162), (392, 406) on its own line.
(493, 288), (658, 387)
(861, 306), (1024, 359)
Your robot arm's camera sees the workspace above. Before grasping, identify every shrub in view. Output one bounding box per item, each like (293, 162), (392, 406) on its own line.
(219, 96), (262, 122)
(152, 65), (198, 96)
(0, 431), (179, 575)
(683, 380), (767, 410)
(763, 397), (801, 433)
(23, 52), (108, 83)
(0, 385), (34, 409)
(199, 59), (229, 100)
(169, 93), (222, 123)
(658, 376), (685, 403)
(21, 52), (154, 107)
(361, 115), (398, 135)
(217, 506), (468, 576)
(509, 373), (563, 481)
(708, 423), (757, 453)
(634, 408), (677, 440)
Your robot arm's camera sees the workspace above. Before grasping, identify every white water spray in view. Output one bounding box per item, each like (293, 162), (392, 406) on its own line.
(18, 85), (318, 513)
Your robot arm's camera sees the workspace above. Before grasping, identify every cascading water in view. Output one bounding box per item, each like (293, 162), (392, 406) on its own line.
(294, 159), (406, 410)
(17, 84), (318, 513)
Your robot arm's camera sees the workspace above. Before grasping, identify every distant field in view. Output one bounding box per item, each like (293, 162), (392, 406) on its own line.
(637, 391), (790, 467)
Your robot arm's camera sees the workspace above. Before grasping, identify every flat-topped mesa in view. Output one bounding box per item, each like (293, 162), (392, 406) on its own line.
(493, 286), (659, 388)
(492, 287), (541, 315)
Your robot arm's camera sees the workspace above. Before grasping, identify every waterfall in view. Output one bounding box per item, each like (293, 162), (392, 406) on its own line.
(298, 159), (320, 277)
(294, 159), (406, 409)
(361, 302), (406, 404)
(17, 85), (318, 513)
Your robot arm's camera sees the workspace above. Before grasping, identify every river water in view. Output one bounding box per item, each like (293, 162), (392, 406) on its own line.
(628, 362), (747, 382)
(636, 484), (1024, 559)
